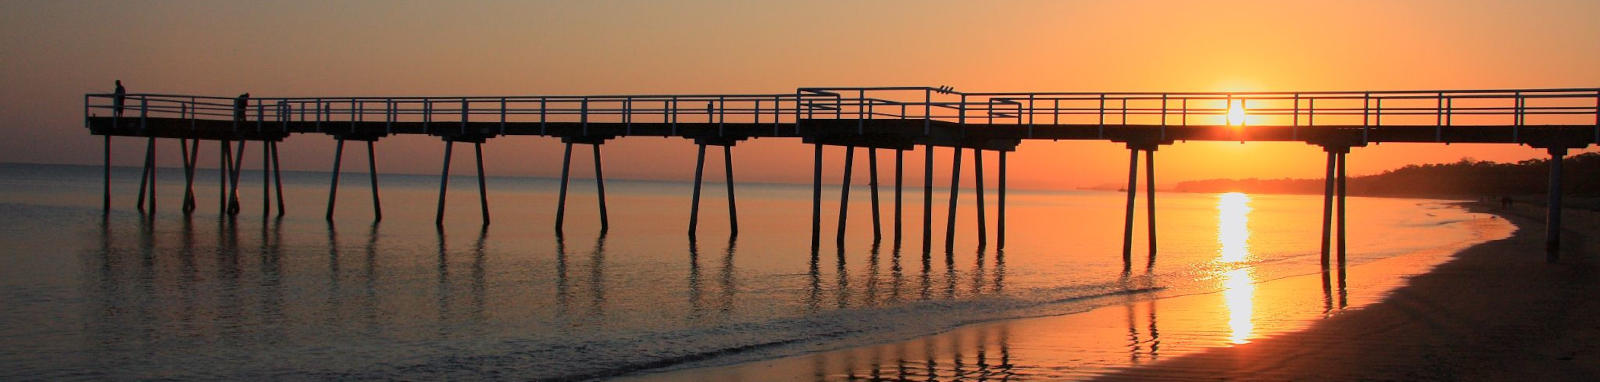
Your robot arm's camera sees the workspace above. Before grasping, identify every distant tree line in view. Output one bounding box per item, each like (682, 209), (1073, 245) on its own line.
(1173, 152), (1600, 198)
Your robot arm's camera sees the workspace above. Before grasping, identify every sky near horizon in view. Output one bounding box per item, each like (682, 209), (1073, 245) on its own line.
(3, 0), (1597, 189)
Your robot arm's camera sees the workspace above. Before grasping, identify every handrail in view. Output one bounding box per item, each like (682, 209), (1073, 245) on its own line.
(86, 87), (1600, 137)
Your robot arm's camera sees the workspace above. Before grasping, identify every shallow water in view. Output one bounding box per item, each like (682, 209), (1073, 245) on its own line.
(0, 162), (1492, 380)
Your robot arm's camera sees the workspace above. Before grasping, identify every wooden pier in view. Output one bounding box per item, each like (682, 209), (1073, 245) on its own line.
(86, 86), (1600, 267)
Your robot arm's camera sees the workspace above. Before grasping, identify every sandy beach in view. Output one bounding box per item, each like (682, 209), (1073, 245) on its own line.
(1101, 202), (1600, 380)
(636, 201), (1600, 380)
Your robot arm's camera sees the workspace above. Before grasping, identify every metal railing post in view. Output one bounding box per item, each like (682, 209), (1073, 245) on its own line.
(923, 89), (931, 135)
(1097, 94), (1105, 138)
(1292, 93), (1300, 140)
(1160, 94), (1168, 140)
(1435, 92), (1443, 142)
(1361, 92), (1370, 144)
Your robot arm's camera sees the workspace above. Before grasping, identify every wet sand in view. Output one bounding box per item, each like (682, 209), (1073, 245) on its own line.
(1101, 202), (1600, 380)
(634, 202), (1600, 380)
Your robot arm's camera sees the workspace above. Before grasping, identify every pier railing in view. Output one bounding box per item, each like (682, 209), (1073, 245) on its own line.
(87, 87), (1600, 138)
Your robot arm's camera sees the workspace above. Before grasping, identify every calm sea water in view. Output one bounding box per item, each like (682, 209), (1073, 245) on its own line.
(0, 162), (1488, 380)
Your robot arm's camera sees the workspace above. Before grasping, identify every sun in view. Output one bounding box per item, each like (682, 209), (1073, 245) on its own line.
(1226, 99), (1247, 126)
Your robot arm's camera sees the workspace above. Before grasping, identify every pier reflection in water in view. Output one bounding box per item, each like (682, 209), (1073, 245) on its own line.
(656, 192), (1488, 382)
(4, 164), (1497, 380)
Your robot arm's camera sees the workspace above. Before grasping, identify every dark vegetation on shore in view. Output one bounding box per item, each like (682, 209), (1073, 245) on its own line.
(1174, 152), (1600, 200)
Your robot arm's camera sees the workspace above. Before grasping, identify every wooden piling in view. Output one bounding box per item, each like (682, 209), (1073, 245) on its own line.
(722, 145), (735, 237)
(922, 145), (934, 255)
(944, 146), (963, 253)
(1336, 151), (1347, 269)
(326, 139), (345, 221)
(596, 144), (610, 234)
(179, 138), (194, 215)
(1547, 147), (1566, 262)
(474, 142), (489, 225)
(185, 139), (199, 214)
(102, 135), (110, 213)
(1320, 150), (1335, 270)
(136, 137), (152, 212)
(263, 137), (270, 218)
(1145, 149), (1156, 268)
(812, 143), (823, 250)
(837, 145), (855, 249)
(555, 142), (572, 235)
(366, 141), (381, 222)
(219, 140), (230, 214)
(435, 141), (452, 227)
(974, 147), (986, 248)
(997, 150), (1006, 250)
(228, 140), (245, 215)
(690, 143), (707, 237)
(1122, 148), (1138, 271)
(272, 141), (284, 217)
(869, 148), (881, 243)
(894, 149), (904, 248)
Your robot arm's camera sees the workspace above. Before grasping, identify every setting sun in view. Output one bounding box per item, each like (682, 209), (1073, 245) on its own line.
(1226, 99), (1247, 126)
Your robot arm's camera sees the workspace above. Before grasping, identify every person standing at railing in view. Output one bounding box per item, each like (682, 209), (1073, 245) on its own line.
(234, 93), (250, 123)
(113, 80), (126, 118)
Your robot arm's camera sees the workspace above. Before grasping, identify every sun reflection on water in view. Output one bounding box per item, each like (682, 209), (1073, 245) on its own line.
(1217, 192), (1252, 263)
(1216, 192), (1256, 344)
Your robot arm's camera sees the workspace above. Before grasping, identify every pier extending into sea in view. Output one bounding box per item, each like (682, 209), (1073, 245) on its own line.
(85, 86), (1600, 269)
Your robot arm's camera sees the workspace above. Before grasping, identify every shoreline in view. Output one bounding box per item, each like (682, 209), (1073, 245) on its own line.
(1096, 202), (1600, 380)
(633, 201), (1563, 380)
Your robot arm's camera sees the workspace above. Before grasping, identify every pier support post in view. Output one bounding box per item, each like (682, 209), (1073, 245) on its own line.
(474, 142), (489, 225)
(894, 149), (904, 248)
(272, 141), (284, 217)
(812, 143), (823, 250)
(922, 144), (934, 255)
(180, 138), (195, 215)
(555, 142), (572, 236)
(1122, 148), (1139, 271)
(1145, 149), (1156, 268)
(722, 145), (735, 237)
(366, 141), (382, 222)
(229, 140), (244, 216)
(1336, 150), (1348, 269)
(869, 148), (882, 243)
(1546, 146), (1567, 262)
(327, 139), (345, 221)
(974, 147), (986, 248)
(185, 139), (199, 214)
(998, 150), (1007, 250)
(837, 145), (855, 249)
(136, 137), (154, 212)
(596, 144), (610, 234)
(944, 146), (963, 253)
(103, 136), (111, 213)
(262, 138), (270, 218)
(1319, 149), (1337, 270)
(435, 141), (453, 227)
(219, 140), (231, 214)
(690, 143), (707, 238)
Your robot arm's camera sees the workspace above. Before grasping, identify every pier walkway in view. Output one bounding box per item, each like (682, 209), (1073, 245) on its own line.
(85, 86), (1600, 268)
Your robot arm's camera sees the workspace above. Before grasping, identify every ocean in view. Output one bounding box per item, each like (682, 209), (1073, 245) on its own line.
(0, 162), (1494, 380)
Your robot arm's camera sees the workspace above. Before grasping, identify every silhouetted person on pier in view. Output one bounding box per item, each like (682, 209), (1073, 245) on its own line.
(113, 80), (125, 118)
(234, 93), (250, 123)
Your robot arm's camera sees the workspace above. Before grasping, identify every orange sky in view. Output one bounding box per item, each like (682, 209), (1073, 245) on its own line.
(3, 0), (1597, 189)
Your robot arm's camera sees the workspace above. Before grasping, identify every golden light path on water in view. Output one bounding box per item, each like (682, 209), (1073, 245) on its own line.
(1217, 192), (1256, 344)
